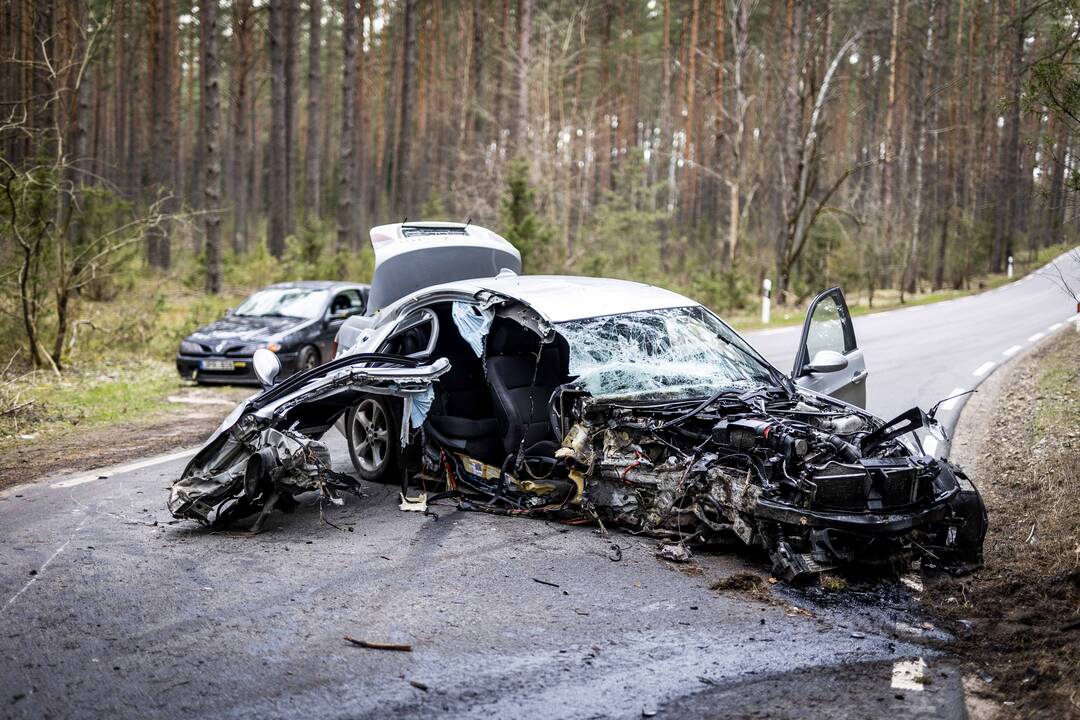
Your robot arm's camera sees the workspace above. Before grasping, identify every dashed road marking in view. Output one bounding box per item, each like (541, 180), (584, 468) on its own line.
(3, 514), (90, 613)
(892, 658), (929, 692)
(1002, 345), (1023, 358)
(51, 448), (198, 489)
(938, 387), (969, 412)
(973, 361), (996, 377)
(1028, 331), (1045, 342)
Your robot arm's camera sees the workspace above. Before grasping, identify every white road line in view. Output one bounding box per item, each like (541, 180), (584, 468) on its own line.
(1049, 322), (1063, 331)
(51, 448), (198, 489)
(1028, 331), (1045, 342)
(3, 514), (90, 613)
(938, 387), (969, 412)
(922, 436), (939, 457)
(1002, 345), (1023, 358)
(972, 361), (996, 378)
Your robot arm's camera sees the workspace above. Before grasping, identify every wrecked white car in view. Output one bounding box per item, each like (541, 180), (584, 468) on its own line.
(169, 222), (987, 581)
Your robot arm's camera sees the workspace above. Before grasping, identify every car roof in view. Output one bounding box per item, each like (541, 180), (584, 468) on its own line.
(266, 280), (370, 291)
(405, 274), (698, 323)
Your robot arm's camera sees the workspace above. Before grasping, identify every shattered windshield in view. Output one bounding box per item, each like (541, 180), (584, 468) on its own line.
(556, 306), (778, 400)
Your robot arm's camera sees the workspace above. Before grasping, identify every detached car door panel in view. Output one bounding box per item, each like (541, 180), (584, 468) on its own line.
(168, 354), (450, 526)
(792, 287), (867, 408)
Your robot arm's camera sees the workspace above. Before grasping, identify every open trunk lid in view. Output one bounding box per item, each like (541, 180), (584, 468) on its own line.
(365, 222), (521, 314)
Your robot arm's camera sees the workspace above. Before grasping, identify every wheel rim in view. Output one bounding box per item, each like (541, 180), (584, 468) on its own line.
(302, 350), (317, 370)
(352, 399), (389, 474)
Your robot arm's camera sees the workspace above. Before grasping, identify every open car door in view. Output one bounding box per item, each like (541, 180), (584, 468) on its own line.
(792, 287), (867, 408)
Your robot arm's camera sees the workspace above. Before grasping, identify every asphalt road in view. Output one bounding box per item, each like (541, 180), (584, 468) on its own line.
(1, 248), (1078, 720)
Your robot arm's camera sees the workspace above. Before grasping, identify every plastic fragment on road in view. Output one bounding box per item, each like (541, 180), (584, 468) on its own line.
(399, 492), (428, 513)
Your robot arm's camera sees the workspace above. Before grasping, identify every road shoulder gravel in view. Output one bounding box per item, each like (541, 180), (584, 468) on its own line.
(936, 325), (1080, 719)
(0, 384), (248, 491)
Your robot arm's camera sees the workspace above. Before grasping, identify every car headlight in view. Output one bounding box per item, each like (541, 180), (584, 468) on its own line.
(179, 340), (202, 354)
(241, 342), (281, 354)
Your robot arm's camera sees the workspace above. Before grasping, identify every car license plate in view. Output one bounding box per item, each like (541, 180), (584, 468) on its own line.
(201, 359), (236, 372)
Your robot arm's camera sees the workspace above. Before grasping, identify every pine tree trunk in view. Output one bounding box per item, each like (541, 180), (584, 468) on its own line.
(231, 0), (254, 253)
(905, 0), (935, 296)
(394, 0), (418, 213)
(304, 0), (322, 223)
(284, 0), (299, 234)
(268, 0), (289, 257)
(991, 0), (1025, 273)
(337, 0), (358, 249)
(468, 0), (484, 143)
(512, 0), (531, 156)
(112, 0), (128, 193)
(201, 0), (223, 293)
(713, 0), (726, 263)
(682, 0), (700, 224)
(492, 0), (510, 146)
(357, 0), (371, 233)
(728, 0), (749, 266)
(145, 0), (176, 269)
(776, 0), (803, 300)
(1044, 116), (1068, 248)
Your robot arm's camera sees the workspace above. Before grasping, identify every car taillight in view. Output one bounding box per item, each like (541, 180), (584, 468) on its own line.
(370, 232), (395, 249)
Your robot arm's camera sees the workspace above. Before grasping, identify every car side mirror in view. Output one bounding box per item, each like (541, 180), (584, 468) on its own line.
(325, 310), (345, 324)
(253, 348), (282, 388)
(805, 350), (848, 374)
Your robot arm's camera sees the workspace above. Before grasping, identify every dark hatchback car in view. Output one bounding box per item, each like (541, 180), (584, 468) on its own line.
(176, 281), (369, 385)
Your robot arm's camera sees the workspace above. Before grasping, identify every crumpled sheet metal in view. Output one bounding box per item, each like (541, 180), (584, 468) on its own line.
(167, 427), (334, 525)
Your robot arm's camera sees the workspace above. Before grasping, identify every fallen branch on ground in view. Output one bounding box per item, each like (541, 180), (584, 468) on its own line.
(343, 636), (412, 651)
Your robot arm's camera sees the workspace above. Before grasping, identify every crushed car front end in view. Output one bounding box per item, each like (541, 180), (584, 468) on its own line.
(551, 392), (987, 581)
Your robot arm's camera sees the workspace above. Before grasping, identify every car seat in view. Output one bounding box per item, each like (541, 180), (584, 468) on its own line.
(484, 321), (567, 458)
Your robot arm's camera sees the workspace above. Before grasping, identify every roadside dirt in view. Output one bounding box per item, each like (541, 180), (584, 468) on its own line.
(933, 328), (1080, 719)
(0, 384), (250, 490)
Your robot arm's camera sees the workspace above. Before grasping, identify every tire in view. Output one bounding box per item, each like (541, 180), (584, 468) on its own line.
(297, 345), (320, 373)
(347, 396), (398, 482)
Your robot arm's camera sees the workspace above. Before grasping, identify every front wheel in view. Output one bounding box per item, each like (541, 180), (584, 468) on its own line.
(347, 396), (397, 481)
(297, 345), (320, 373)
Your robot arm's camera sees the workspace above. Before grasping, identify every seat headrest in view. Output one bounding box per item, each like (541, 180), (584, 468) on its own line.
(486, 321), (543, 355)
